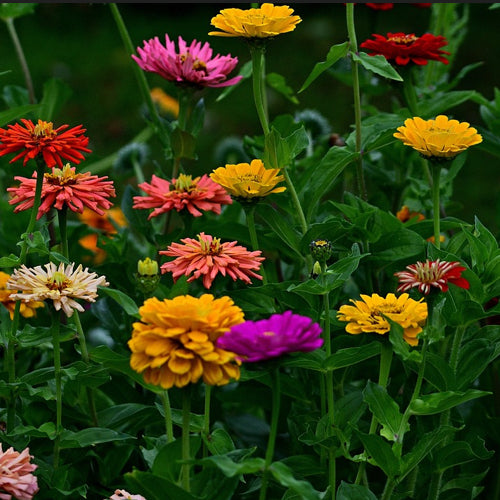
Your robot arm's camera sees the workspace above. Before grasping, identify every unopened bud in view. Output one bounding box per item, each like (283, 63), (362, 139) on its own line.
(309, 239), (333, 264)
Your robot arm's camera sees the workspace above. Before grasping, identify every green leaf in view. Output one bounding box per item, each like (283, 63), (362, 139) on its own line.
(59, 427), (134, 448)
(263, 125), (310, 168)
(171, 126), (197, 160)
(99, 287), (139, 317)
(410, 390), (491, 416)
(38, 78), (72, 121)
(203, 428), (235, 456)
(269, 461), (324, 500)
(387, 319), (422, 363)
(262, 207), (302, 258)
(216, 60), (252, 102)
(0, 103), (39, 127)
(0, 3), (37, 20)
(337, 482), (377, 500)
(0, 254), (20, 268)
(267, 72), (299, 104)
(433, 438), (493, 473)
(418, 90), (479, 118)
(197, 455), (265, 477)
(323, 342), (381, 371)
(352, 52), (403, 81)
(299, 41), (349, 93)
(125, 470), (198, 500)
(356, 431), (400, 478)
(281, 350), (327, 372)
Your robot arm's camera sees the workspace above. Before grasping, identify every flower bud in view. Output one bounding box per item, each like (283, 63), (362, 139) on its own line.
(309, 239), (333, 264)
(136, 258), (160, 296)
(137, 257), (158, 276)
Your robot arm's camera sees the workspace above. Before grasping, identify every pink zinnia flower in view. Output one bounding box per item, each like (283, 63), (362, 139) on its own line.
(216, 310), (323, 362)
(8, 163), (115, 219)
(107, 489), (146, 500)
(133, 173), (232, 218)
(132, 34), (242, 88)
(395, 259), (470, 295)
(0, 445), (38, 500)
(160, 232), (264, 289)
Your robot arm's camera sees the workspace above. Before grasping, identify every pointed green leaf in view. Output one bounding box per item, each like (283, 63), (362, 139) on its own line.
(356, 431), (400, 478)
(269, 461), (323, 500)
(125, 470), (198, 500)
(267, 72), (299, 104)
(99, 287), (139, 317)
(337, 482), (377, 500)
(0, 3), (37, 20)
(59, 427), (134, 448)
(38, 78), (72, 121)
(352, 52), (403, 81)
(323, 342), (381, 371)
(410, 390), (491, 415)
(0, 104), (40, 127)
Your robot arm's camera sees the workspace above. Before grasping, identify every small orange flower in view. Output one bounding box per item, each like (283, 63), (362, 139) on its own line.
(396, 205), (425, 223)
(0, 271), (44, 319)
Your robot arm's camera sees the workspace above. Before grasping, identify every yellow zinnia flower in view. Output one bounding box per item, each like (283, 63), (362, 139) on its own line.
(0, 271), (44, 319)
(210, 159), (286, 201)
(337, 293), (428, 346)
(209, 3), (301, 39)
(393, 115), (482, 160)
(129, 294), (245, 389)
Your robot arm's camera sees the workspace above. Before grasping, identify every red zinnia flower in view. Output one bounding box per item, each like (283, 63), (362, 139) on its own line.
(0, 119), (91, 168)
(360, 32), (450, 66)
(133, 173), (232, 218)
(366, 3), (394, 10)
(8, 163), (115, 219)
(160, 232), (264, 289)
(395, 259), (470, 295)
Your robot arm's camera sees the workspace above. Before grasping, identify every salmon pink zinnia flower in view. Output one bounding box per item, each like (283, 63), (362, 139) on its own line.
(108, 490), (146, 500)
(132, 34), (242, 89)
(0, 119), (91, 168)
(160, 232), (264, 289)
(0, 444), (39, 500)
(8, 163), (116, 219)
(133, 173), (232, 218)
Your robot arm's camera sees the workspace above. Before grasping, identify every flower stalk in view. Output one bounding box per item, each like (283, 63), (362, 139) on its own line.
(181, 387), (191, 492)
(430, 163), (441, 249)
(244, 205), (267, 284)
(250, 45), (270, 136)
(52, 311), (62, 468)
(162, 390), (174, 444)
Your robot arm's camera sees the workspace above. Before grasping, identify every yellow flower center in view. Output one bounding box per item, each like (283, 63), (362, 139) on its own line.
(388, 34), (418, 44)
(198, 235), (221, 255)
(32, 120), (57, 139)
(173, 174), (197, 193)
(47, 271), (70, 291)
(44, 164), (79, 185)
(263, 331), (275, 336)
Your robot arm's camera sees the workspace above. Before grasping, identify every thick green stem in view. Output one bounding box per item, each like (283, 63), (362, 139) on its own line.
(259, 368), (281, 500)
(282, 168), (308, 237)
(431, 164), (442, 249)
(249, 46), (270, 136)
(245, 206), (267, 285)
(402, 69), (419, 115)
(202, 384), (212, 458)
(162, 390), (174, 444)
(58, 207), (69, 259)
(181, 387), (191, 492)
(52, 312), (62, 468)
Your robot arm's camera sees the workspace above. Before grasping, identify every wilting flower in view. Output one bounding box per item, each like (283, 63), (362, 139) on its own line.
(395, 259), (470, 295)
(8, 163), (116, 220)
(216, 310), (323, 362)
(7, 262), (108, 317)
(0, 271), (44, 319)
(0, 444), (38, 500)
(210, 159), (286, 201)
(133, 173), (232, 219)
(366, 3), (394, 10)
(337, 293), (428, 346)
(394, 115), (483, 160)
(132, 35), (242, 89)
(209, 3), (301, 38)
(396, 205), (425, 223)
(0, 119), (91, 168)
(160, 232), (264, 289)
(360, 32), (450, 66)
(129, 294), (244, 389)
(150, 87), (179, 118)
(107, 490), (146, 500)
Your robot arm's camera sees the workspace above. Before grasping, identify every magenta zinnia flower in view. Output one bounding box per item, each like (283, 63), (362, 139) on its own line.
(132, 34), (242, 89)
(0, 445), (38, 500)
(395, 259), (470, 295)
(216, 310), (323, 362)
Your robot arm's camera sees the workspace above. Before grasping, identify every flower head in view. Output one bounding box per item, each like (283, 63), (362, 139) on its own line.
(209, 3), (301, 38)
(366, 3), (394, 10)
(210, 159), (286, 201)
(0, 444), (38, 500)
(7, 262), (108, 317)
(129, 294), (244, 389)
(0, 271), (44, 319)
(151, 87), (179, 118)
(337, 293), (428, 346)
(360, 32), (450, 66)
(394, 115), (483, 160)
(216, 310), (323, 362)
(8, 163), (116, 220)
(395, 259), (470, 295)
(396, 205), (425, 223)
(133, 174), (232, 219)
(0, 119), (91, 168)
(107, 490), (146, 500)
(160, 232), (264, 289)
(132, 35), (242, 89)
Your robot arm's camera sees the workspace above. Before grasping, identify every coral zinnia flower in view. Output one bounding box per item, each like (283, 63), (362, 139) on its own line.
(360, 32), (450, 66)
(0, 271), (44, 319)
(7, 262), (109, 317)
(133, 173), (232, 219)
(132, 35), (242, 89)
(209, 3), (301, 38)
(395, 259), (470, 295)
(160, 232), (264, 289)
(210, 159), (286, 200)
(396, 205), (425, 223)
(0, 119), (91, 168)
(108, 490), (146, 500)
(0, 444), (38, 500)
(337, 293), (428, 346)
(129, 294), (244, 389)
(8, 163), (116, 220)
(394, 115), (483, 160)
(216, 310), (323, 362)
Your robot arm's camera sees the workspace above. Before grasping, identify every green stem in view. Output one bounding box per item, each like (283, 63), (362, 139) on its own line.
(282, 168), (308, 236)
(431, 163), (442, 249)
(58, 207), (69, 259)
(52, 311), (62, 468)
(259, 368), (281, 500)
(249, 46), (270, 136)
(162, 390), (174, 444)
(181, 387), (191, 492)
(132, 157), (145, 185)
(346, 3), (367, 201)
(203, 384), (212, 458)
(402, 68), (419, 115)
(245, 206), (267, 285)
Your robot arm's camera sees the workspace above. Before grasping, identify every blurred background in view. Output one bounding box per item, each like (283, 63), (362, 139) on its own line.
(0, 2), (499, 234)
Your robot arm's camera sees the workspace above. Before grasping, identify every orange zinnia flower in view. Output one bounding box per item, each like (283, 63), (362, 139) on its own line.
(0, 271), (44, 319)
(160, 232), (264, 289)
(0, 119), (91, 168)
(8, 164), (115, 219)
(133, 173), (232, 218)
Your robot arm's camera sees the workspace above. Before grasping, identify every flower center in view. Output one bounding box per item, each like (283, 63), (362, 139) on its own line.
(32, 120), (57, 139)
(388, 34), (418, 45)
(44, 164), (80, 186)
(263, 331), (275, 336)
(47, 271), (70, 291)
(198, 234), (221, 255)
(180, 53), (208, 74)
(238, 173), (263, 184)
(173, 174), (197, 193)
(414, 262), (442, 283)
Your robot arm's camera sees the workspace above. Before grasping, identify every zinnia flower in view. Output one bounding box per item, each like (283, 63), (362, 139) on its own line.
(209, 3), (301, 38)
(366, 3), (394, 10)
(7, 262), (109, 317)
(360, 32), (450, 66)
(132, 35), (242, 89)
(337, 293), (428, 346)
(210, 159), (286, 201)
(107, 490), (146, 500)
(396, 205), (425, 223)
(160, 232), (264, 289)
(150, 87), (179, 118)
(0, 119), (91, 168)
(395, 259), (470, 295)
(129, 294), (244, 389)
(133, 173), (232, 218)
(0, 444), (38, 500)
(0, 271), (44, 319)
(216, 310), (323, 362)
(8, 163), (116, 220)
(394, 115), (483, 160)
